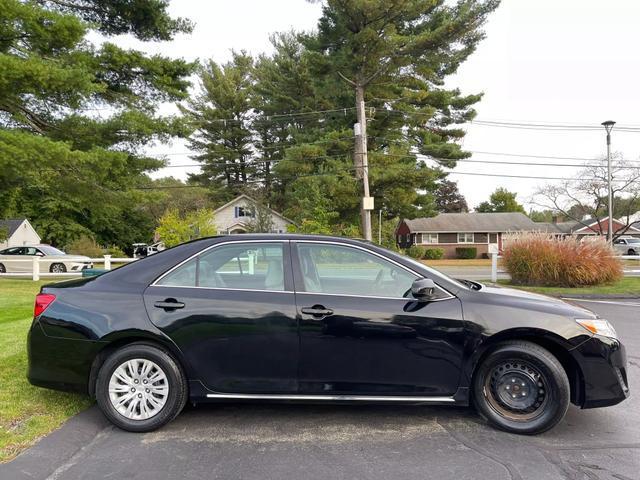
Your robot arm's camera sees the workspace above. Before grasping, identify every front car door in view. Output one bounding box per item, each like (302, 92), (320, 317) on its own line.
(144, 240), (299, 394)
(292, 240), (466, 397)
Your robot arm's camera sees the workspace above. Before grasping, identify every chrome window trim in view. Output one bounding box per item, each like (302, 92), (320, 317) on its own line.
(295, 291), (453, 302)
(205, 392), (455, 403)
(292, 239), (456, 301)
(150, 239), (289, 288)
(153, 285), (295, 294)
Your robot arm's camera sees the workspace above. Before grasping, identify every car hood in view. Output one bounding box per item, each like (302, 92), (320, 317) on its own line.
(475, 284), (597, 318)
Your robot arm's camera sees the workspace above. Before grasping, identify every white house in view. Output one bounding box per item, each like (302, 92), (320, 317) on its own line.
(0, 218), (41, 249)
(212, 195), (294, 234)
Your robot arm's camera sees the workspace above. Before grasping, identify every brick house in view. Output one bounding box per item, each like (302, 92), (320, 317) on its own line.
(396, 212), (640, 259)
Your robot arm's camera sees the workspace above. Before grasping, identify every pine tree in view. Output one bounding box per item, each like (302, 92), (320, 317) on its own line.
(0, 0), (195, 247)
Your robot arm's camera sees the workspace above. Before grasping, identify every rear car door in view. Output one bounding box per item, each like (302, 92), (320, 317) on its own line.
(144, 240), (299, 394)
(292, 241), (466, 397)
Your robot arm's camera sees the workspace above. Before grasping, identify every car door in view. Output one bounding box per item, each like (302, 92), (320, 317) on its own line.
(9, 247), (30, 272)
(0, 247), (21, 272)
(292, 241), (466, 397)
(144, 240), (299, 394)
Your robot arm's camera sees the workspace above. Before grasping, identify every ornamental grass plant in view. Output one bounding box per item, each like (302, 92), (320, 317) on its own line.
(502, 232), (623, 287)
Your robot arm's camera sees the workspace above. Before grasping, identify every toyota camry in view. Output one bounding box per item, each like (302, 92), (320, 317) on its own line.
(27, 235), (629, 434)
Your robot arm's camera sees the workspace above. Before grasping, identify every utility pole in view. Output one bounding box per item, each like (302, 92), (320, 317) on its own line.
(354, 84), (373, 241)
(378, 207), (383, 245)
(602, 120), (616, 244)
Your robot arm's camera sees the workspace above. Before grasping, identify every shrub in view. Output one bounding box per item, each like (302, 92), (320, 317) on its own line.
(66, 235), (103, 257)
(406, 245), (426, 259)
(456, 247), (477, 259)
(423, 248), (444, 260)
(502, 232), (623, 287)
(105, 245), (126, 258)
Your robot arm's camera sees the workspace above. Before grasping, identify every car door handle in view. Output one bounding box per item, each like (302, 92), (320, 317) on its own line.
(301, 306), (333, 317)
(154, 299), (185, 310)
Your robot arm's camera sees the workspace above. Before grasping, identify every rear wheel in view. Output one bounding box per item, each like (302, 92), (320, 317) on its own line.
(50, 263), (66, 273)
(473, 341), (569, 435)
(0, 263), (5, 273)
(95, 344), (188, 432)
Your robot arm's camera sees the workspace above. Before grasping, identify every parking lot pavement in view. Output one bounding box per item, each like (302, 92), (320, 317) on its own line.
(2, 300), (638, 480)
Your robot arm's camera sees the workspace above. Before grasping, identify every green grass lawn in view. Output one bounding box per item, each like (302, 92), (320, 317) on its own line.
(0, 279), (93, 463)
(496, 276), (640, 296)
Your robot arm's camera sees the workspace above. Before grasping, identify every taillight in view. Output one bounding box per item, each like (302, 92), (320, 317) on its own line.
(34, 293), (56, 317)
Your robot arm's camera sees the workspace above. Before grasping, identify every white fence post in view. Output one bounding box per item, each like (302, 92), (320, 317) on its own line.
(32, 256), (40, 281)
(491, 252), (498, 283)
(104, 255), (111, 270)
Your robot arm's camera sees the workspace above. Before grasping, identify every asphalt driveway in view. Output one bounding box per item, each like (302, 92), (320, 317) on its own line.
(2, 300), (638, 480)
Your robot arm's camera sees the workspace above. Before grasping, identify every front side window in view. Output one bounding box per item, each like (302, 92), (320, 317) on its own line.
(297, 243), (417, 298)
(457, 233), (474, 243)
(157, 242), (285, 291)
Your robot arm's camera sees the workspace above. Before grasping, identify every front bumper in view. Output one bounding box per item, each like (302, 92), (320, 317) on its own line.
(69, 262), (93, 271)
(574, 335), (629, 408)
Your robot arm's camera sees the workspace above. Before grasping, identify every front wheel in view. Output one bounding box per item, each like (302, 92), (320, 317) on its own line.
(473, 341), (569, 435)
(50, 263), (67, 273)
(95, 344), (188, 432)
(628, 249), (637, 256)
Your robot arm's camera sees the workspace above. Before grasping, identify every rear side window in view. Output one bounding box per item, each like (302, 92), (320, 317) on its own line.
(157, 242), (285, 291)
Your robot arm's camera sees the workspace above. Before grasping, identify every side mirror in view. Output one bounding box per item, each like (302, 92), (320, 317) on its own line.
(35, 251), (44, 257)
(411, 278), (437, 301)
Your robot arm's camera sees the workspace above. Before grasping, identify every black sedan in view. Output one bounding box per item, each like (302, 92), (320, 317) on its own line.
(27, 235), (629, 434)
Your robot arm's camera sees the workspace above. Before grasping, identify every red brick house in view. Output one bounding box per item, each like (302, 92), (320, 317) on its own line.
(396, 213), (640, 259)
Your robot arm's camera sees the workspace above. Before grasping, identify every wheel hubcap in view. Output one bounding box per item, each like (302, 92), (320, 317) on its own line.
(108, 359), (169, 420)
(52, 264), (64, 273)
(484, 360), (548, 421)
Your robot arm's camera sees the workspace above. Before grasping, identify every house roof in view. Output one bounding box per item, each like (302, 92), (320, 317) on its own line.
(402, 212), (541, 233)
(212, 194), (295, 225)
(0, 218), (27, 237)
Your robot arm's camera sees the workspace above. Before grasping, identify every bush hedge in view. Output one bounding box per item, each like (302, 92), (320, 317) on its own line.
(455, 247), (477, 259)
(423, 248), (444, 260)
(502, 233), (622, 287)
(406, 245), (426, 259)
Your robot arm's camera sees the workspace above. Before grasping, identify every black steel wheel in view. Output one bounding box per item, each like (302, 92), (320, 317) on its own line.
(50, 263), (67, 273)
(473, 341), (569, 435)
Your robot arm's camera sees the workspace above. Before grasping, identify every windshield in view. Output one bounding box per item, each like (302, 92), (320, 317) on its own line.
(626, 238), (640, 244)
(38, 246), (66, 255)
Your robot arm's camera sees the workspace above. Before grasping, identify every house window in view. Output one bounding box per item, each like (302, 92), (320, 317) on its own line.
(234, 206), (254, 218)
(457, 233), (474, 243)
(423, 233), (438, 244)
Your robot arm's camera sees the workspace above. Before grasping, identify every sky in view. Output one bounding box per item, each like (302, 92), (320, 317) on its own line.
(123, 0), (640, 211)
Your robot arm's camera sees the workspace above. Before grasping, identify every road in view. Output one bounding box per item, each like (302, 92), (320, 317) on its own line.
(2, 300), (638, 480)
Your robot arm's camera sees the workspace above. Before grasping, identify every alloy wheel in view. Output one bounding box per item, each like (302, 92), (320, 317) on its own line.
(51, 263), (66, 273)
(108, 359), (169, 420)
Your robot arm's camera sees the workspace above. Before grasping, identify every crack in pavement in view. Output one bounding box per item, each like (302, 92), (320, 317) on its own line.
(435, 418), (523, 480)
(44, 425), (114, 480)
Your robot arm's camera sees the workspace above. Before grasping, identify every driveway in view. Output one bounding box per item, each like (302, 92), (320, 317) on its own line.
(2, 300), (638, 480)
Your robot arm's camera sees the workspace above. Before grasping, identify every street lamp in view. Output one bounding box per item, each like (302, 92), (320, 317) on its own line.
(601, 120), (615, 244)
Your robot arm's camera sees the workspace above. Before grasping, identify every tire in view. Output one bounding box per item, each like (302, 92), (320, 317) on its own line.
(628, 249), (637, 256)
(95, 344), (188, 432)
(0, 263), (5, 273)
(50, 263), (67, 273)
(473, 341), (569, 435)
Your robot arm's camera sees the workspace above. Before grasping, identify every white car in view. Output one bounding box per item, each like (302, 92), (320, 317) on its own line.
(0, 245), (93, 273)
(613, 237), (640, 256)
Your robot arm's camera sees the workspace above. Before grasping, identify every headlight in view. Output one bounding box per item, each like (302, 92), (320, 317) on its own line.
(576, 319), (617, 339)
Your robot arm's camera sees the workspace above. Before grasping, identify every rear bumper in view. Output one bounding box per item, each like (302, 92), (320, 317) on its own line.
(27, 319), (103, 394)
(574, 336), (629, 408)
